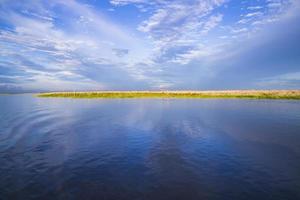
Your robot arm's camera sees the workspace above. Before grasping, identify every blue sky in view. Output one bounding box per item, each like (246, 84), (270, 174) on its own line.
(0, 0), (299, 92)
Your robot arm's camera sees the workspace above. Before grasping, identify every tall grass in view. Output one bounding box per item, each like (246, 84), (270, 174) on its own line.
(37, 90), (300, 100)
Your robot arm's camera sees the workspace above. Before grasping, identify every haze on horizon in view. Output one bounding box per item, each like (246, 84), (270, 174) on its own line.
(0, 0), (300, 93)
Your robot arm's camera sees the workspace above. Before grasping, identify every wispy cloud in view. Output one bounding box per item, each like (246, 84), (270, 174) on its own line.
(0, 0), (154, 90)
(0, 0), (299, 92)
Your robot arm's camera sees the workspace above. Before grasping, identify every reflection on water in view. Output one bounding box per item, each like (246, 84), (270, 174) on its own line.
(1, 94), (300, 199)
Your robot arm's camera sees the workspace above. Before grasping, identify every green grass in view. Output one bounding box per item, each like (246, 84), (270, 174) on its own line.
(37, 90), (300, 100)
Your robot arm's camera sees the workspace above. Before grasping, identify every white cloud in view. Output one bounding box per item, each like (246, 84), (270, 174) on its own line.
(115, 0), (227, 65)
(1, 0), (299, 91)
(201, 14), (223, 34)
(231, 28), (248, 34)
(247, 6), (263, 10)
(0, 0), (155, 89)
(245, 12), (263, 18)
(110, 0), (149, 6)
(108, 0), (299, 89)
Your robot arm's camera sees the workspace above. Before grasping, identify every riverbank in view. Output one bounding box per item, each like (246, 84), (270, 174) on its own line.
(37, 90), (300, 100)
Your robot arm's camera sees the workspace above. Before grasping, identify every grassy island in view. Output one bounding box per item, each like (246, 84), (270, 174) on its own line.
(37, 90), (300, 100)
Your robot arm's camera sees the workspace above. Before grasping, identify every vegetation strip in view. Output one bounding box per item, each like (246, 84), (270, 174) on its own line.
(37, 90), (300, 100)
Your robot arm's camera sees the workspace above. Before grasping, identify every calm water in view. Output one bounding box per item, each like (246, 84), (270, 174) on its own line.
(1, 95), (300, 200)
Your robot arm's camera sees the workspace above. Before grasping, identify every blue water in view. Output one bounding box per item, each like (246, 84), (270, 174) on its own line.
(1, 95), (300, 200)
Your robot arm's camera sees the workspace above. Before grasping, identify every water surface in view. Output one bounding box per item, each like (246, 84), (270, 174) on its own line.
(1, 95), (300, 199)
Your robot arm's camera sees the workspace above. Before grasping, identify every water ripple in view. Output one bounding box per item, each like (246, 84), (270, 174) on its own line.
(1, 96), (300, 199)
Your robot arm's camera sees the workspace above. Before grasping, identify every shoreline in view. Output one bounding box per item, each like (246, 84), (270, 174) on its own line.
(37, 90), (300, 100)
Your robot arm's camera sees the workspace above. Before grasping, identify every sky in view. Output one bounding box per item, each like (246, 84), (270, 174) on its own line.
(0, 0), (300, 92)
